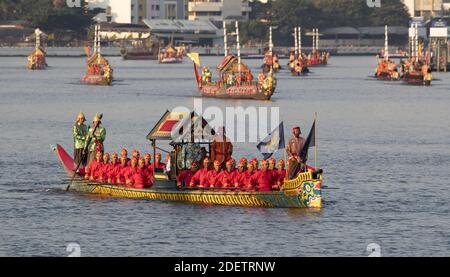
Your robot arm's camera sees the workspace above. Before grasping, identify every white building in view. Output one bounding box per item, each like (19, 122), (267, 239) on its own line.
(402, 0), (450, 17)
(88, 0), (135, 24)
(188, 0), (251, 21)
(87, 0), (187, 24)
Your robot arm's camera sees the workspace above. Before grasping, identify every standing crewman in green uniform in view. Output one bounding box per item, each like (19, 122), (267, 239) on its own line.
(86, 113), (106, 166)
(73, 112), (89, 167)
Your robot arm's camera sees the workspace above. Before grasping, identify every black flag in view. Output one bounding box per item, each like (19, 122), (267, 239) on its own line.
(299, 120), (316, 163)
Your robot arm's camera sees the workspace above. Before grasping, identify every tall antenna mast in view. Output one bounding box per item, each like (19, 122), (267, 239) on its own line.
(316, 28), (319, 52)
(298, 27), (302, 56)
(269, 25), (273, 56)
(312, 29), (316, 52)
(294, 27), (298, 57)
(384, 25), (389, 61)
(415, 23), (419, 62)
(35, 29), (40, 51)
(235, 21), (241, 75)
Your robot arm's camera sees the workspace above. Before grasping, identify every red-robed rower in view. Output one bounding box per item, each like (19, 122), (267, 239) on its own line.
(251, 160), (273, 192)
(133, 158), (151, 189)
(120, 148), (130, 165)
(154, 153), (166, 170)
(218, 159), (237, 188)
(275, 159), (286, 190)
(143, 153), (154, 176)
(132, 149), (140, 161)
(233, 160), (247, 188)
(106, 152), (120, 183)
(124, 158), (139, 187)
(111, 156), (129, 185)
(98, 152), (113, 182)
(189, 157), (211, 188)
(268, 158), (278, 187)
(176, 162), (199, 188)
(239, 162), (256, 189)
(84, 151), (103, 180)
(206, 160), (222, 188)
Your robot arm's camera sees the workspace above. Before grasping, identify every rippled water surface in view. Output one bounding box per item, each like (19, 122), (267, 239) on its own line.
(0, 55), (449, 256)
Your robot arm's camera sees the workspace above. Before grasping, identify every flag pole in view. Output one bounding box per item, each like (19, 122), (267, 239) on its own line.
(314, 112), (318, 169)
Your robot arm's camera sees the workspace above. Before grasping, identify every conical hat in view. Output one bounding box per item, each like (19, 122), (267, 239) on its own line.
(77, 112), (86, 121)
(93, 113), (102, 122)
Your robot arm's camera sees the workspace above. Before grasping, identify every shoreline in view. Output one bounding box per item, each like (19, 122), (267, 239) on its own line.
(0, 46), (386, 57)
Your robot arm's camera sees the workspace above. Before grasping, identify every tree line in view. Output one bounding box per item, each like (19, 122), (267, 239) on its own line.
(241, 0), (411, 46)
(0, 0), (102, 42)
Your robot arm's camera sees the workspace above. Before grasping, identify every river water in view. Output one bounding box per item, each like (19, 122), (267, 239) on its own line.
(0, 55), (449, 257)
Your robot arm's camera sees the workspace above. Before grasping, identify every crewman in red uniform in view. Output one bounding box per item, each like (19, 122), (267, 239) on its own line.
(268, 158), (278, 186)
(250, 158), (259, 172)
(189, 157), (211, 187)
(144, 153), (154, 176)
(218, 159), (237, 188)
(124, 158), (139, 187)
(239, 162), (256, 189)
(107, 153), (120, 183)
(111, 156), (129, 185)
(132, 149), (140, 161)
(154, 153), (166, 170)
(206, 160), (222, 188)
(239, 158), (248, 168)
(233, 160), (247, 188)
(84, 151), (103, 180)
(132, 158), (151, 189)
(120, 148), (130, 165)
(275, 159), (287, 190)
(176, 162), (199, 188)
(98, 152), (113, 183)
(250, 160), (273, 192)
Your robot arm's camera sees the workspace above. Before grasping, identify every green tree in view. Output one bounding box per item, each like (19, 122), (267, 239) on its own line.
(0, 0), (103, 41)
(367, 0), (410, 26)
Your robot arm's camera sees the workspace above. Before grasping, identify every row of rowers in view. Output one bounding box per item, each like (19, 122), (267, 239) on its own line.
(84, 149), (165, 189)
(84, 149), (286, 192)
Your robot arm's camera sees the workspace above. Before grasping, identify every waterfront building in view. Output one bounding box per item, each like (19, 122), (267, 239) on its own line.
(187, 0), (251, 21)
(88, 0), (187, 24)
(402, 0), (450, 18)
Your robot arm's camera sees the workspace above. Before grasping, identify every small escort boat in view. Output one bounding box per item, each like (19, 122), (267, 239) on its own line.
(81, 25), (113, 86)
(158, 45), (184, 64)
(188, 21), (276, 100)
(401, 24), (432, 86)
(55, 111), (323, 208)
(306, 28), (329, 67)
(261, 26), (281, 74)
(27, 29), (48, 70)
(374, 26), (401, 81)
(288, 26), (310, 76)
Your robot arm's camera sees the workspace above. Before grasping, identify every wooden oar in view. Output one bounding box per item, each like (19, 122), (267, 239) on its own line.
(66, 114), (103, 191)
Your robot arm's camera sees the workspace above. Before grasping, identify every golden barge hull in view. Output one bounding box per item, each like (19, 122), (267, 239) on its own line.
(56, 145), (322, 209)
(69, 178), (322, 208)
